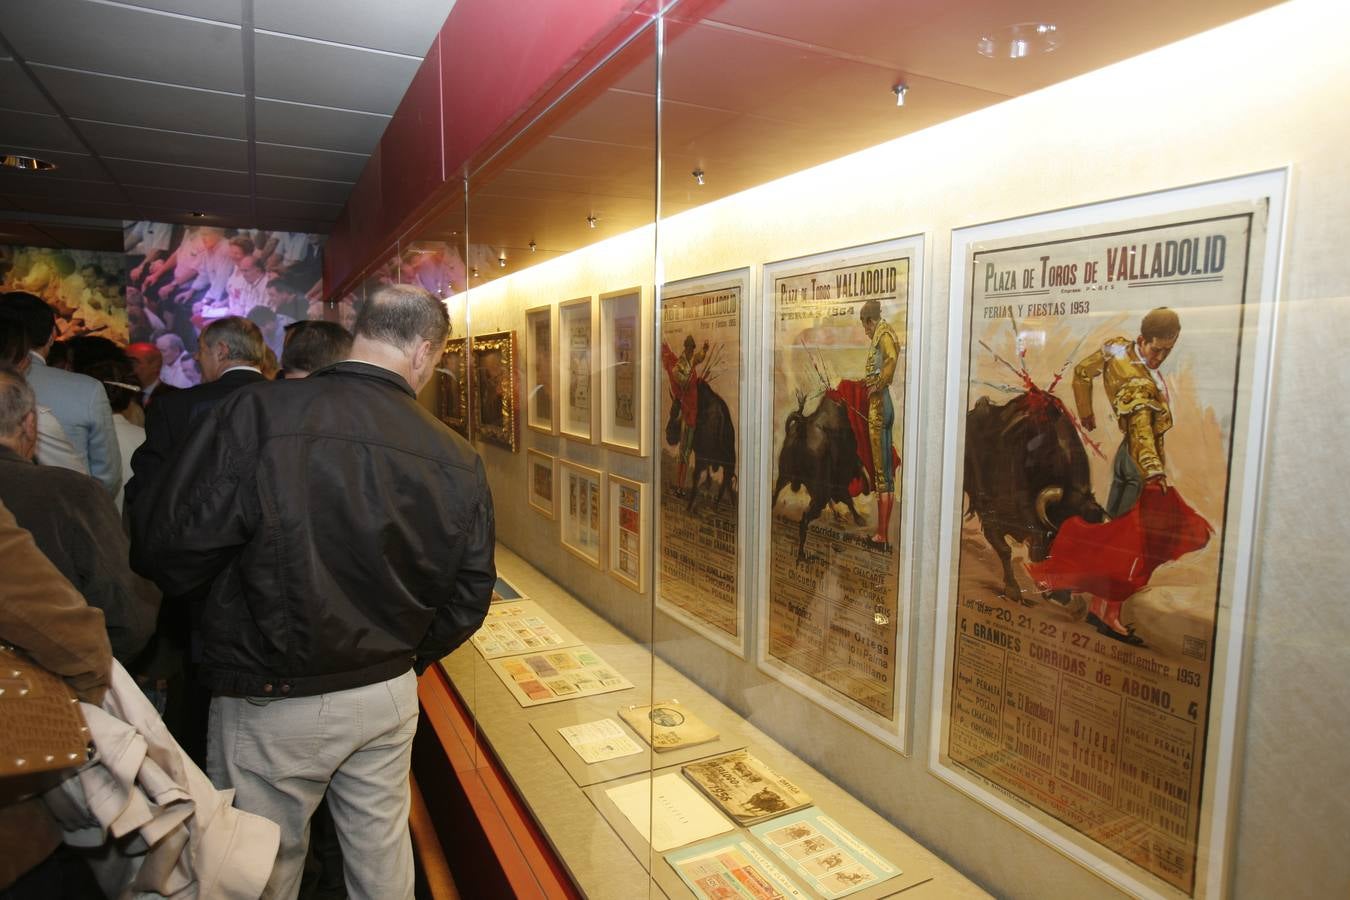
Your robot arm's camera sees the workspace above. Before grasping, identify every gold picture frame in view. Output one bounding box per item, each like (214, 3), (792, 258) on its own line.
(436, 336), (469, 437)
(471, 330), (519, 452)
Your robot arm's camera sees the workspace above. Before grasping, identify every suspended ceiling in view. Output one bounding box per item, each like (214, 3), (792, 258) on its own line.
(412, 0), (1284, 290)
(0, 0), (455, 245)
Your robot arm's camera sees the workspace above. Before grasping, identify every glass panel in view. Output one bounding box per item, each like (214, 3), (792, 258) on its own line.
(457, 23), (662, 895)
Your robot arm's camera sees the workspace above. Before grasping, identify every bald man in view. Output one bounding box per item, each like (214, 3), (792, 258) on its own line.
(126, 341), (179, 408)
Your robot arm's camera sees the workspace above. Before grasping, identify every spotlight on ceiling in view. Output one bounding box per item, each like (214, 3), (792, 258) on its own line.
(528, 240), (537, 252)
(1, 154), (57, 172)
(692, 169), (705, 186)
(498, 255), (507, 268)
(586, 215), (597, 229)
(190, 211), (207, 218)
(892, 84), (908, 107)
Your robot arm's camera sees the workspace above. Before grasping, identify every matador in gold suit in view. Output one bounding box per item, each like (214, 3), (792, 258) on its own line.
(1072, 308), (1180, 519)
(860, 299), (899, 544)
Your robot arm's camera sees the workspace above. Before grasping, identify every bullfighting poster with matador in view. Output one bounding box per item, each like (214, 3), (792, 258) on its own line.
(657, 270), (748, 655)
(931, 172), (1285, 900)
(758, 236), (924, 750)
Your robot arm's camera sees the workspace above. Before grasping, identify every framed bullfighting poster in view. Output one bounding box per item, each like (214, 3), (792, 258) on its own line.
(606, 474), (648, 593)
(559, 296), (597, 444)
(600, 287), (648, 456)
(525, 303), (558, 435)
(758, 237), (924, 751)
(437, 337), (469, 438)
(471, 330), (518, 452)
(931, 170), (1286, 900)
(657, 269), (749, 657)
(527, 448), (556, 520)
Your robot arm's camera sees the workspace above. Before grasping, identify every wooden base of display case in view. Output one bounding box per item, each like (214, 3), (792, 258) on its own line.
(414, 664), (581, 899)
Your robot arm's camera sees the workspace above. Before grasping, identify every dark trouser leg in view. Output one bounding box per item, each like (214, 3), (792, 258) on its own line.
(1106, 440), (1144, 519)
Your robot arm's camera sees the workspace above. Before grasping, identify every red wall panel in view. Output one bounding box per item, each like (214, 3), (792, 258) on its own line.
(380, 35), (444, 241)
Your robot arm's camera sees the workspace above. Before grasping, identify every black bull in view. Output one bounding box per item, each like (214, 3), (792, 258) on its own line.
(772, 394), (870, 560)
(963, 392), (1105, 605)
(665, 379), (737, 511)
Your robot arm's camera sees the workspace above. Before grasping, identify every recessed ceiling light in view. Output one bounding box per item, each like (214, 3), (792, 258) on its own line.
(978, 23), (1059, 59)
(2, 154), (57, 172)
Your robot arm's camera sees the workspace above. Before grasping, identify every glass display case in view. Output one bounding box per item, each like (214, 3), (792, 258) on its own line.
(330, 1), (1350, 897)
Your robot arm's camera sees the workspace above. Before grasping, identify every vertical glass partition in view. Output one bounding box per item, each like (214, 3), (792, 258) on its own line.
(423, 23), (664, 897)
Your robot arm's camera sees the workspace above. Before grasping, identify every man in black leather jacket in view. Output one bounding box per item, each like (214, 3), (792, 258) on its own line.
(135, 284), (495, 900)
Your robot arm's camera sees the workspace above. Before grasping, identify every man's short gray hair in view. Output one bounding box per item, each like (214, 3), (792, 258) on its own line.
(200, 316), (265, 365)
(0, 367), (36, 437)
(355, 284), (449, 349)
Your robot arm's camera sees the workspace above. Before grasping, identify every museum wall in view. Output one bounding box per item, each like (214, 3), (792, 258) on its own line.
(457, 1), (1350, 897)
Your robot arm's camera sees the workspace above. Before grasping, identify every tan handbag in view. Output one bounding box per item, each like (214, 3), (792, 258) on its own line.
(0, 643), (94, 799)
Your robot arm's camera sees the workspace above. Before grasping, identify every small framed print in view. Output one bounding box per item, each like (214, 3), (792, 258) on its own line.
(527, 449), (556, 519)
(437, 337), (469, 437)
(599, 287), (646, 456)
(606, 474), (648, 593)
(558, 296), (597, 444)
(471, 330), (519, 452)
(525, 304), (558, 435)
(559, 459), (604, 568)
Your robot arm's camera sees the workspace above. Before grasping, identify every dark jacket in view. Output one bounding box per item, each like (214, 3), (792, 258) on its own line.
(0, 499), (110, 888)
(135, 361), (496, 698)
(0, 446), (159, 662)
(126, 367), (267, 511)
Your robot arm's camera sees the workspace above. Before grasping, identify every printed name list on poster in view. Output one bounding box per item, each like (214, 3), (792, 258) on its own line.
(659, 281), (742, 641)
(766, 254), (911, 725)
(939, 198), (1270, 895)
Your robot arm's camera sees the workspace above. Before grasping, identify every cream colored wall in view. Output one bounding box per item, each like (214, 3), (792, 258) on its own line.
(458, 1), (1350, 896)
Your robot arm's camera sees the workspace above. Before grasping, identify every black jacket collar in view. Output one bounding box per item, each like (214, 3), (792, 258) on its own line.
(312, 361), (415, 397)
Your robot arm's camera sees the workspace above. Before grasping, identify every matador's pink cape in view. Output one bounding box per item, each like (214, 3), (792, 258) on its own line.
(1029, 482), (1211, 603)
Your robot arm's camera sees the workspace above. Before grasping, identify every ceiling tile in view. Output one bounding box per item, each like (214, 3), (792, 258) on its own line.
(132, 187), (253, 217)
(32, 66), (245, 139)
(250, 215), (332, 236)
(3, 194), (139, 220)
(255, 0), (451, 56)
(0, 0), (243, 93)
(255, 99), (389, 155)
(28, 223), (125, 251)
(0, 111), (85, 154)
(256, 143), (367, 181)
(254, 197), (344, 221)
(0, 147), (111, 181)
(106, 158), (250, 194)
(0, 174), (126, 204)
(254, 32), (420, 113)
(77, 121), (248, 169)
(114, 1), (242, 24)
(255, 173), (353, 205)
(0, 61), (58, 114)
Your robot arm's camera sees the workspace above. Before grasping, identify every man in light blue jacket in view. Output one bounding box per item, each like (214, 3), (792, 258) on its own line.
(0, 292), (121, 495)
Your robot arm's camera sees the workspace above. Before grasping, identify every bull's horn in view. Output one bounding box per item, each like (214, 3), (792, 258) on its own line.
(1035, 486), (1064, 529)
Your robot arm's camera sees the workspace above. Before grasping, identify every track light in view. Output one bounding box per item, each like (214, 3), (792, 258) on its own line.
(892, 84), (908, 107)
(692, 169), (705, 186)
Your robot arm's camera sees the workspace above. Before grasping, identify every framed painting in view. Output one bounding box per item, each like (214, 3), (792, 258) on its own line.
(525, 303), (558, 435)
(606, 474), (648, 593)
(471, 330), (518, 452)
(599, 287), (647, 455)
(559, 459), (604, 568)
(527, 448), (556, 519)
(558, 296), (597, 444)
(436, 336), (469, 437)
